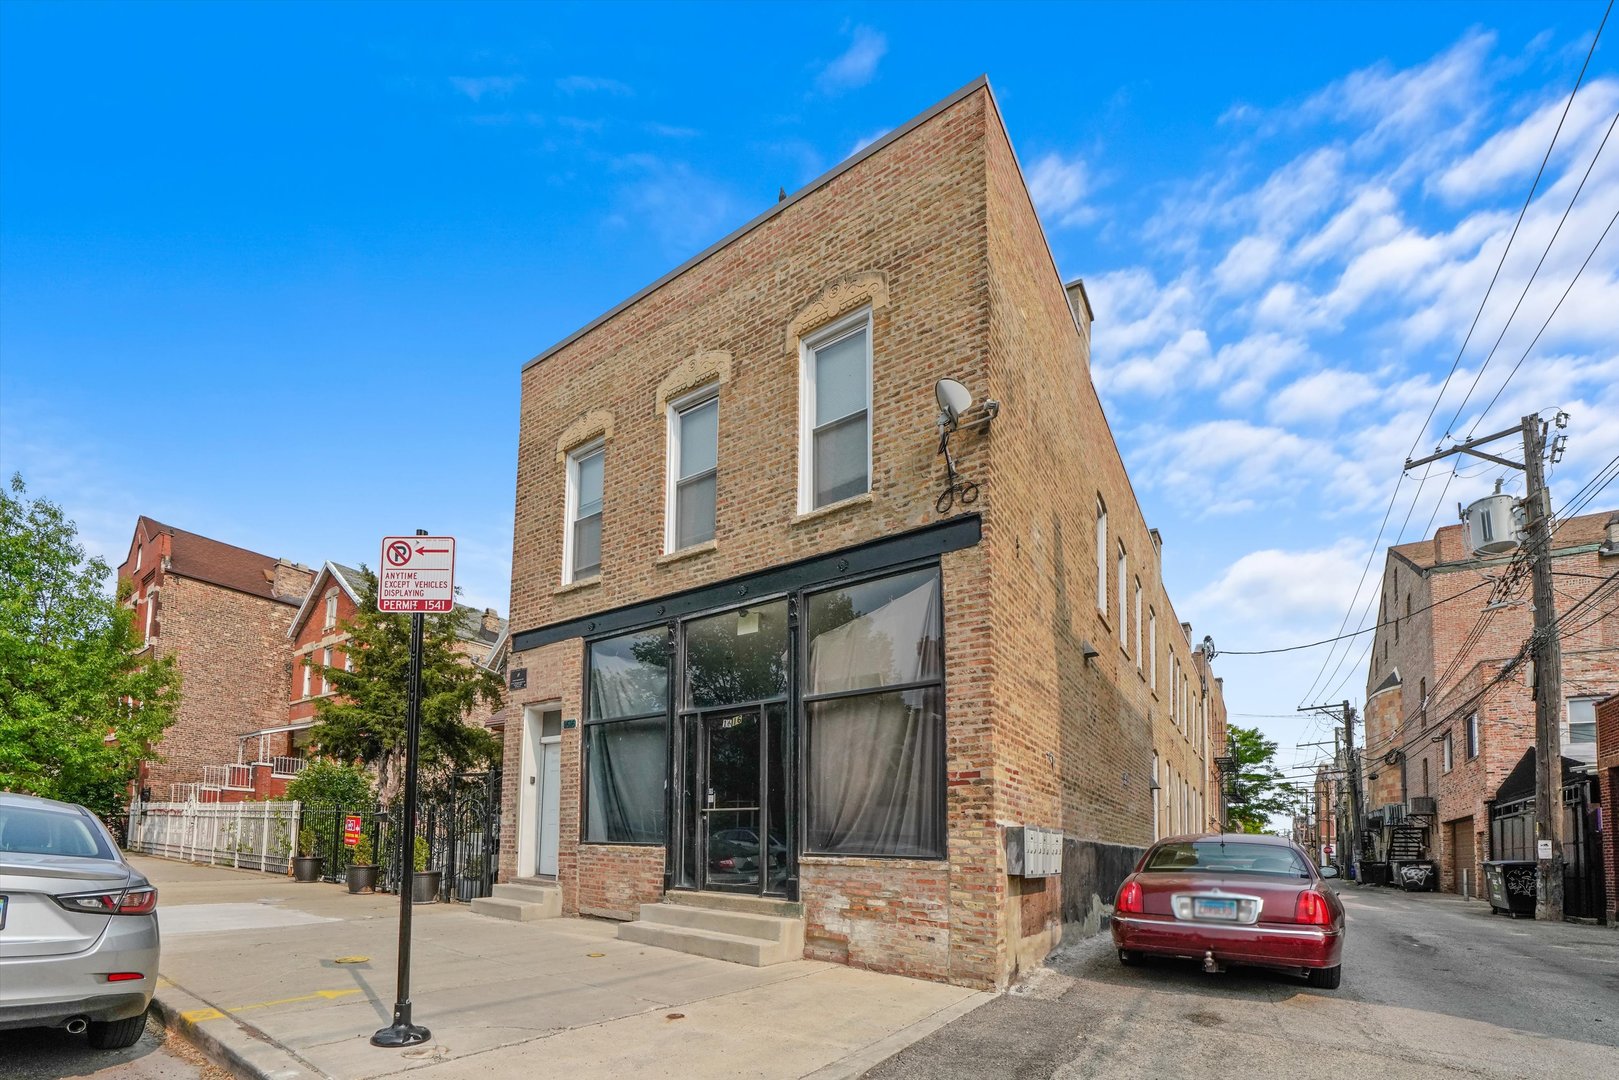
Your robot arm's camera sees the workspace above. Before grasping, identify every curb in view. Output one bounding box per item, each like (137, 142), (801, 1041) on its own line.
(151, 981), (325, 1080)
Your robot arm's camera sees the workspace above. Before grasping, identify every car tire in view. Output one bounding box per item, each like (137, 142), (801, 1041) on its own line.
(87, 1012), (148, 1050)
(1305, 965), (1342, 990)
(1117, 949), (1139, 966)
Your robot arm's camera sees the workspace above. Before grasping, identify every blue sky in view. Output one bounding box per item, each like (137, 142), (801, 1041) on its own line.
(3, 2), (1616, 798)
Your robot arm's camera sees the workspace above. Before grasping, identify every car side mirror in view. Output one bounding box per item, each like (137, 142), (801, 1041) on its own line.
(1319, 866), (1339, 878)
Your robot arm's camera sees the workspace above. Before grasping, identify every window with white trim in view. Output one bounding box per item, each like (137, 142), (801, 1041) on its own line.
(1117, 543), (1128, 648)
(1465, 712), (1479, 759)
(301, 654), (312, 698)
(1565, 697), (1598, 746)
(1134, 580), (1143, 669)
(666, 387), (718, 551)
(564, 441), (605, 582)
(323, 590), (338, 631)
(1095, 498), (1108, 615)
(1442, 731), (1453, 773)
(800, 309), (871, 511)
(142, 588), (156, 644)
(1149, 608), (1158, 690)
(321, 647), (332, 695)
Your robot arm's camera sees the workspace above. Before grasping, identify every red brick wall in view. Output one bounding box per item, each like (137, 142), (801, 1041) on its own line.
(1596, 694), (1618, 924)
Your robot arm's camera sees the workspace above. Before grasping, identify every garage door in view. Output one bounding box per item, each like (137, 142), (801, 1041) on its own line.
(1449, 818), (1477, 897)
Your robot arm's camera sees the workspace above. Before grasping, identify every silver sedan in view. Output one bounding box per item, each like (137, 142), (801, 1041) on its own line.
(0, 792), (160, 1049)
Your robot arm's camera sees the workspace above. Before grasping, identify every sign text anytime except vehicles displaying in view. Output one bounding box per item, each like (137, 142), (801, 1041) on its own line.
(378, 536), (456, 613)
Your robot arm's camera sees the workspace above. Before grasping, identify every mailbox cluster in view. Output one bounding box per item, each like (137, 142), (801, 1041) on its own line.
(1004, 825), (1064, 878)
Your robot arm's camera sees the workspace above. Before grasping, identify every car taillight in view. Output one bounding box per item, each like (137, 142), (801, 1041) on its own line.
(1295, 890), (1331, 925)
(55, 886), (157, 916)
(1116, 879), (1144, 913)
(105, 972), (145, 982)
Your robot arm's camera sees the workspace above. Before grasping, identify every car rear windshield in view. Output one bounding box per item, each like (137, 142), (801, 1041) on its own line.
(1143, 841), (1310, 877)
(0, 805), (115, 860)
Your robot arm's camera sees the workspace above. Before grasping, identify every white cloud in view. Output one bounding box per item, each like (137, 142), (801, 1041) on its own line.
(1432, 80), (1619, 202)
(1269, 368), (1381, 423)
(1027, 152), (1095, 228)
(1213, 235), (1282, 293)
(556, 75), (632, 96)
(1189, 539), (1369, 628)
(449, 75), (524, 103)
(816, 26), (886, 94)
(606, 156), (742, 256)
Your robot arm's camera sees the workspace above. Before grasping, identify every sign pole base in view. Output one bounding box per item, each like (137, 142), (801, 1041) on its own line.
(371, 1004), (430, 1047)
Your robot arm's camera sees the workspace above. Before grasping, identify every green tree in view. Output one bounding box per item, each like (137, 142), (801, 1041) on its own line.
(308, 566), (502, 802)
(0, 474), (180, 814)
(1223, 724), (1292, 834)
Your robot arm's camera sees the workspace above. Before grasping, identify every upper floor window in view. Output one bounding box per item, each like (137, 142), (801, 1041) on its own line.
(135, 544), (142, 571)
(323, 591), (338, 631)
(321, 647), (332, 695)
(1117, 543), (1128, 647)
(1149, 608), (1158, 689)
(1095, 497), (1108, 615)
(142, 588), (156, 644)
(1465, 712), (1479, 759)
(800, 310), (871, 511)
(1134, 580), (1143, 669)
(564, 441), (605, 582)
(1441, 731), (1454, 773)
(667, 388), (718, 551)
(301, 654), (312, 698)
(1565, 697), (1598, 746)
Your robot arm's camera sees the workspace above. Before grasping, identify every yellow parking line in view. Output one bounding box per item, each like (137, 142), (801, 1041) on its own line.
(182, 988), (360, 1023)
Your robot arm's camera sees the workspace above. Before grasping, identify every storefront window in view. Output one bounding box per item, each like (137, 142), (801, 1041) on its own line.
(584, 628), (669, 843)
(684, 600), (788, 708)
(804, 567), (945, 857)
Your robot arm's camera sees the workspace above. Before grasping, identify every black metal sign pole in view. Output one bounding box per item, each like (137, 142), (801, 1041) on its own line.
(373, 529), (430, 1048)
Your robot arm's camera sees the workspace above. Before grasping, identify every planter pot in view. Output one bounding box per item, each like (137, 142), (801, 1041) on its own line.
(346, 864), (380, 894)
(292, 855), (324, 883)
(411, 869), (442, 904)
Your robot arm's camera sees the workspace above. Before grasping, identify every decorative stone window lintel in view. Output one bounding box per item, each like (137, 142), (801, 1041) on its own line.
(786, 272), (890, 352)
(556, 409), (615, 464)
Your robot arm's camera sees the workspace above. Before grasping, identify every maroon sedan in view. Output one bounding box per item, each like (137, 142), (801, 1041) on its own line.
(1110, 833), (1345, 989)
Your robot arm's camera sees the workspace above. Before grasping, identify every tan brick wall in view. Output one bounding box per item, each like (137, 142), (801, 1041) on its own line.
(501, 85), (1224, 988)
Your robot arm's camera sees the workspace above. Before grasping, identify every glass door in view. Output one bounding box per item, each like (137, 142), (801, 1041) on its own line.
(699, 707), (763, 892)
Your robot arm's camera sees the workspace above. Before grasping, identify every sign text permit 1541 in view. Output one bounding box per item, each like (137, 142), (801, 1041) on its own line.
(378, 536), (456, 613)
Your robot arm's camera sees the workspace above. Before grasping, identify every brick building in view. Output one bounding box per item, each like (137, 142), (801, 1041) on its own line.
(117, 517), (313, 800)
(1359, 507), (1618, 909)
(1597, 692), (1619, 924)
(497, 78), (1225, 989)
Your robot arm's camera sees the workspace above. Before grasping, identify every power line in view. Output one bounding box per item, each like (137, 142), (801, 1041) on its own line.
(1219, 579), (1492, 655)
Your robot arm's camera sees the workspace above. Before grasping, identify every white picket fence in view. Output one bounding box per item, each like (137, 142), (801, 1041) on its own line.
(126, 800), (301, 874)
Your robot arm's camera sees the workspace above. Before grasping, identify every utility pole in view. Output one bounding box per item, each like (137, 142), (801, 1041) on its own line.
(1342, 701), (1361, 884)
(1521, 415), (1565, 921)
(1404, 411), (1567, 921)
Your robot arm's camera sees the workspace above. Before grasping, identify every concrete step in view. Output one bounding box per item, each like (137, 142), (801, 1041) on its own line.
(491, 882), (562, 912)
(662, 890), (804, 919)
(617, 920), (803, 966)
(633, 902), (796, 942)
(469, 896), (553, 922)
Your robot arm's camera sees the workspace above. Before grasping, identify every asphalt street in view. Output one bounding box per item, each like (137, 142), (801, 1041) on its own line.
(864, 884), (1619, 1079)
(0, 1013), (225, 1080)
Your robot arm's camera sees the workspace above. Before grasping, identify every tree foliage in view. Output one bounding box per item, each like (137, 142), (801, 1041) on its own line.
(1223, 724), (1292, 834)
(0, 474), (180, 815)
(308, 566), (502, 802)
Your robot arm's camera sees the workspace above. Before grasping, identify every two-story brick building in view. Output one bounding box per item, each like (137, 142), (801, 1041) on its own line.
(496, 78), (1226, 989)
(1360, 507), (1618, 910)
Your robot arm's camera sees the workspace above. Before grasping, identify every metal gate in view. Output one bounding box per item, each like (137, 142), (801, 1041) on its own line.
(376, 770), (503, 902)
(1488, 776), (1605, 922)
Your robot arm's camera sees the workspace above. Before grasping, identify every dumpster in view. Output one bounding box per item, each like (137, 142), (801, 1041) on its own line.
(1391, 859), (1437, 891)
(1361, 861), (1390, 887)
(1483, 860), (1537, 916)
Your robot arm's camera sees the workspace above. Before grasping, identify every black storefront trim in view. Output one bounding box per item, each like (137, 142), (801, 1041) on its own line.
(512, 514), (981, 653)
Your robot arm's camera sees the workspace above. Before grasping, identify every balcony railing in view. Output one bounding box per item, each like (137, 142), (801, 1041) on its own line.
(202, 764), (253, 790)
(272, 756), (307, 778)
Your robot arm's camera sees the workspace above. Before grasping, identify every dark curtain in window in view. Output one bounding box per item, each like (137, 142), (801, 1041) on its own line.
(585, 717), (666, 843)
(805, 570), (944, 857)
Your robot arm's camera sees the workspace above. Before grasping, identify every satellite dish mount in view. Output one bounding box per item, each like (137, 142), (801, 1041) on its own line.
(934, 379), (982, 514)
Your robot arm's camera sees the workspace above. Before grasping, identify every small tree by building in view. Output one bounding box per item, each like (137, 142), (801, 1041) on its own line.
(0, 474), (180, 815)
(1224, 724), (1292, 834)
(307, 566), (502, 802)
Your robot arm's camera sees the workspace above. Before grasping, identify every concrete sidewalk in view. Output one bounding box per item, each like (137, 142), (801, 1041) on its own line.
(136, 857), (991, 1080)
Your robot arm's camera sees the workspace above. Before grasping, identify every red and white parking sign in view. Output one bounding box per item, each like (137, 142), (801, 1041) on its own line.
(378, 536), (456, 613)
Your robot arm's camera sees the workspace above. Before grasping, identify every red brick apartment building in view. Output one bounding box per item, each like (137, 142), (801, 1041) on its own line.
(1597, 693), (1619, 924)
(118, 518), (313, 800)
(119, 528), (507, 803)
(1360, 508), (1618, 916)
(497, 78), (1226, 989)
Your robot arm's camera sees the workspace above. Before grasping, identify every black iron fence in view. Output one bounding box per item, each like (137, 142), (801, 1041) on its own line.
(303, 769), (502, 903)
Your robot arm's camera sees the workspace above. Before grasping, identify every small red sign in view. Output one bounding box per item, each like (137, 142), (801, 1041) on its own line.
(343, 815), (363, 848)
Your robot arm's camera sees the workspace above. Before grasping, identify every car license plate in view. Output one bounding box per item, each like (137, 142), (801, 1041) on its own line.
(1193, 897), (1238, 921)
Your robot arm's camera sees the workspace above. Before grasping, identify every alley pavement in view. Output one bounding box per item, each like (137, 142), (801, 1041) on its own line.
(864, 883), (1619, 1079)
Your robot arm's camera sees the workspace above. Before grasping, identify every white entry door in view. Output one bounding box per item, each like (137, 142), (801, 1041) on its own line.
(537, 737), (561, 877)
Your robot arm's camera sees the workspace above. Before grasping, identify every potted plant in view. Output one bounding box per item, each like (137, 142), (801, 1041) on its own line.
(346, 832), (379, 894)
(291, 828), (324, 882)
(410, 836), (441, 904)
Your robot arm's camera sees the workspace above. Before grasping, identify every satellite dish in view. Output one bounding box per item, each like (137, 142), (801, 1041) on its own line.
(935, 379), (973, 425)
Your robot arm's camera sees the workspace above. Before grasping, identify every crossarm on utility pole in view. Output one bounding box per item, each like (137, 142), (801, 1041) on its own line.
(1404, 424), (1526, 472)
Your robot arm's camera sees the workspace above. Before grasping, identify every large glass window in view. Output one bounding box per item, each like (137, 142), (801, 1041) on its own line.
(684, 600), (789, 709)
(566, 443), (604, 581)
(1566, 697), (1598, 747)
(804, 567), (945, 858)
(584, 627), (669, 843)
(802, 313), (870, 510)
(669, 392), (718, 551)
